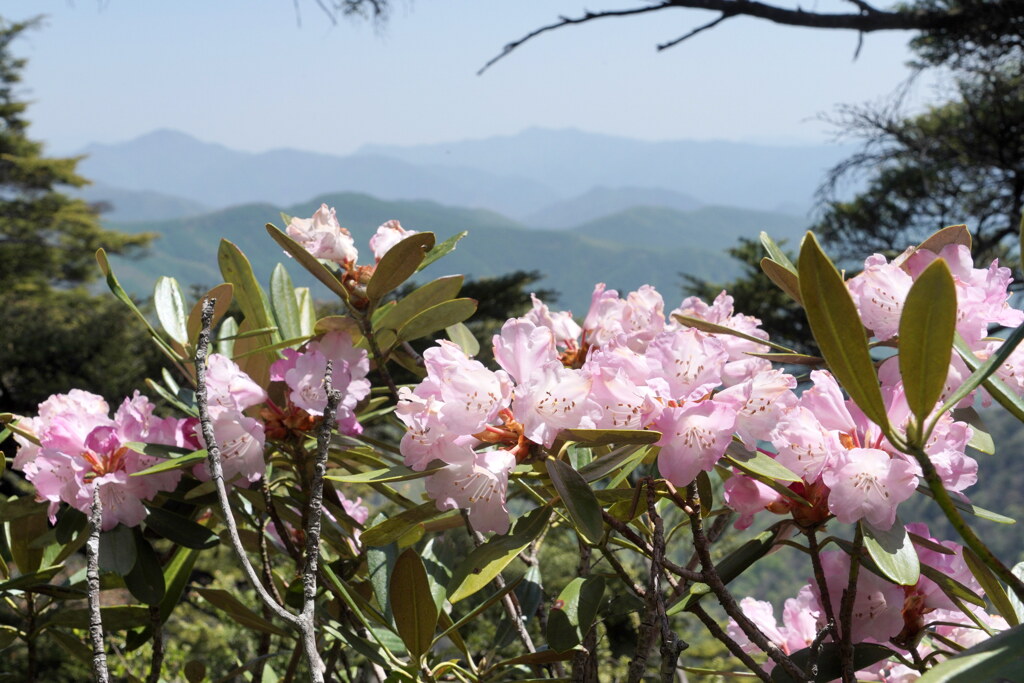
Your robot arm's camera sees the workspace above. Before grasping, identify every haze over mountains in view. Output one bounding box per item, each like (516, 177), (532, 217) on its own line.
(76, 128), (837, 311)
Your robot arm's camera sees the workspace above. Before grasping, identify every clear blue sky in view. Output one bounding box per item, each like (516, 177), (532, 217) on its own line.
(6, 1), (935, 155)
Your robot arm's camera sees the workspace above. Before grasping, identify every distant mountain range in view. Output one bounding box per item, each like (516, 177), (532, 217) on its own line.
(77, 128), (852, 223)
(105, 192), (807, 314)
(76, 127), (824, 311)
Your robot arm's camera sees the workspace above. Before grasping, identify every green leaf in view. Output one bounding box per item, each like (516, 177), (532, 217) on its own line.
(798, 232), (890, 433)
(123, 532), (165, 604)
(95, 248), (182, 361)
(131, 450), (208, 477)
(770, 643), (895, 682)
(668, 522), (789, 615)
(48, 605), (152, 631)
(446, 322), (480, 357)
(448, 506), (550, 603)
(265, 224), (350, 302)
(186, 283), (234, 348)
(144, 506), (219, 550)
(962, 547), (1020, 627)
(917, 484), (1016, 524)
(495, 564), (544, 647)
(218, 239), (278, 339)
(578, 446), (649, 483)
(918, 224), (972, 255)
(99, 524), (138, 576)
(389, 549), (438, 661)
(918, 565), (986, 609)
(673, 314), (795, 354)
(546, 576), (606, 652)
(395, 298), (478, 344)
(760, 257), (803, 304)
(546, 458), (604, 545)
(195, 588), (293, 638)
(366, 232), (436, 304)
(325, 463), (443, 484)
(48, 628), (93, 665)
(0, 624), (19, 649)
(916, 623), (1024, 682)
(154, 276), (189, 346)
(158, 545), (200, 623)
(760, 231), (797, 271)
(440, 574), (525, 646)
(367, 540), (397, 622)
(9, 508), (48, 574)
(419, 231), (467, 271)
(554, 429), (662, 448)
(723, 443), (801, 483)
(899, 259), (957, 428)
(374, 275), (464, 334)
(0, 565), (63, 593)
(862, 519), (920, 586)
(361, 503), (443, 548)
(947, 328), (1024, 422)
(270, 263), (303, 344)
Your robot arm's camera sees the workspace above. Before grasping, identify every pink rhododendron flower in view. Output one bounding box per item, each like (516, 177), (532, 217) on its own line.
(272, 330), (371, 431)
(847, 253), (915, 341)
(493, 318), (558, 384)
(653, 399), (738, 486)
(645, 328), (729, 402)
(14, 391), (194, 530)
(193, 411), (267, 485)
(425, 449), (517, 534)
(511, 362), (591, 448)
(523, 293), (581, 349)
(821, 447), (918, 528)
(421, 341), (512, 435)
(718, 368), (797, 449)
(369, 219), (418, 261)
(205, 353), (267, 416)
(672, 291), (772, 385)
(286, 203), (359, 265)
(722, 475), (784, 530)
(727, 585), (820, 656)
(814, 551), (906, 643)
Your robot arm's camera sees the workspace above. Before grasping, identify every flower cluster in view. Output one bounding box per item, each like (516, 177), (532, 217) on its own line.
(728, 525), (1007, 680)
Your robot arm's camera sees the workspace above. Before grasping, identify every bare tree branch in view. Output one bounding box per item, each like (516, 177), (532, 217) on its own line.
(87, 484), (109, 683)
(657, 13), (734, 51)
(478, 0), (1024, 74)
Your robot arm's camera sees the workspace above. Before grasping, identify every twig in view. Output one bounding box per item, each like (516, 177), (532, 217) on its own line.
(299, 363), (341, 682)
(601, 509), (701, 582)
(145, 606), (164, 683)
(460, 509), (538, 657)
(194, 299), (324, 679)
(838, 526), (863, 683)
(685, 483), (807, 682)
(806, 621), (836, 681)
(807, 529), (839, 637)
(87, 484), (110, 683)
(657, 13), (734, 51)
(646, 486), (687, 682)
(690, 604), (772, 683)
(909, 445), (1024, 602)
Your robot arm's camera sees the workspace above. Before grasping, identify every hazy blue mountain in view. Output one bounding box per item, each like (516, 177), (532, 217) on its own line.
(525, 186), (704, 228)
(78, 130), (561, 218)
(104, 192), (738, 314)
(568, 205), (808, 252)
(73, 182), (209, 221)
(358, 127), (853, 213)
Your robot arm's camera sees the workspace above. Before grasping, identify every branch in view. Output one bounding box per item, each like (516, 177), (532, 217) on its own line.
(87, 484), (110, 683)
(479, 0), (981, 74)
(194, 299), (330, 680)
(838, 526), (863, 683)
(657, 13), (734, 51)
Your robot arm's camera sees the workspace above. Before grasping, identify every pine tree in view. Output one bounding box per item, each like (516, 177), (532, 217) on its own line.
(0, 17), (160, 415)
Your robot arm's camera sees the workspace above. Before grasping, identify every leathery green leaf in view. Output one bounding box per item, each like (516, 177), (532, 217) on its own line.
(916, 623), (1024, 682)
(917, 224), (972, 255)
(366, 232), (436, 304)
(546, 458), (604, 545)
(418, 231), (466, 271)
(186, 283), (234, 348)
(760, 257), (802, 305)
(154, 276), (189, 346)
(962, 547), (1020, 627)
(948, 328), (1024, 423)
(899, 259), (956, 428)
(265, 224), (350, 302)
(760, 231), (797, 271)
(724, 443), (801, 483)
(374, 275), (464, 334)
(95, 249), (181, 361)
(389, 549), (438, 661)
(862, 520), (920, 586)
(395, 298), (477, 344)
(217, 240), (278, 360)
(448, 506), (549, 603)
(798, 232), (890, 432)
(546, 576), (606, 652)
(269, 263), (303, 344)
(771, 643), (896, 683)
(195, 588), (292, 638)
(446, 322), (480, 357)
(554, 429), (661, 448)
(360, 502), (443, 548)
